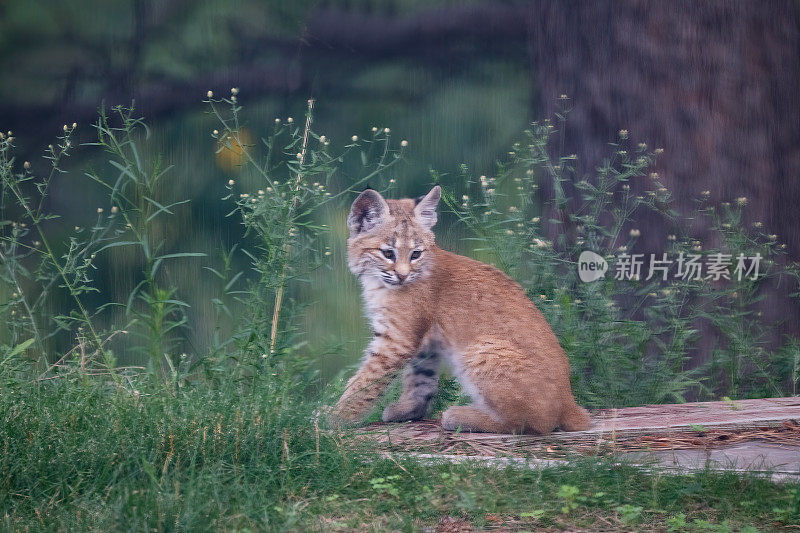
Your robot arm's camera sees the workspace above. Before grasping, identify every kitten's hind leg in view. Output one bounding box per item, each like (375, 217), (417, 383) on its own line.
(382, 350), (440, 422)
(441, 405), (514, 433)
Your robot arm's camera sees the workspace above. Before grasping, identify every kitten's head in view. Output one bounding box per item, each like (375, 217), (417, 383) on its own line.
(346, 186), (440, 288)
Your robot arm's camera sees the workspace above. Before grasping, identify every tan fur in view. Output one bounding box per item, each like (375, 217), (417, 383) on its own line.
(332, 186), (591, 434)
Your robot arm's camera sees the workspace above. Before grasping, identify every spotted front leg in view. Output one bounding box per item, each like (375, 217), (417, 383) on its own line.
(382, 349), (440, 422)
(332, 334), (418, 426)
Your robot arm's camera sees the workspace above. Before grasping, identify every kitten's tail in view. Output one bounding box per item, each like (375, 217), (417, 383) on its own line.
(560, 401), (591, 432)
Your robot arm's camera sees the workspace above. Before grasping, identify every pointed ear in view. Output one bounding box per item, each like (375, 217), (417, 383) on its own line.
(348, 189), (389, 237)
(413, 185), (441, 229)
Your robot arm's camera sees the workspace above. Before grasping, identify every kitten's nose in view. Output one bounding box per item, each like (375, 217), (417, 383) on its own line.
(395, 271), (408, 283)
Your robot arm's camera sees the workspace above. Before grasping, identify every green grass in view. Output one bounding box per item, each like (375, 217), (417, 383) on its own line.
(1, 372), (798, 531)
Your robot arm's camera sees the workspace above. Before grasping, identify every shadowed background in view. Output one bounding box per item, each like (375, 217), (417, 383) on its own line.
(1, 0), (799, 380)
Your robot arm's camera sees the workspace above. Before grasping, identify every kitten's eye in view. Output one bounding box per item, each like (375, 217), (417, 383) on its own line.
(410, 250), (422, 261)
(381, 249), (395, 261)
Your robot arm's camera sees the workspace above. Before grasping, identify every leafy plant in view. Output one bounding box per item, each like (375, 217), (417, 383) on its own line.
(443, 103), (800, 406)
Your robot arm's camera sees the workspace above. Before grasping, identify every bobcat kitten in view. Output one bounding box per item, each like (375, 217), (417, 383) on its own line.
(332, 186), (590, 434)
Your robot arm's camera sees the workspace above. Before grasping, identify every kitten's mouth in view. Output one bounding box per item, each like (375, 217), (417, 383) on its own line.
(379, 273), (406, 287)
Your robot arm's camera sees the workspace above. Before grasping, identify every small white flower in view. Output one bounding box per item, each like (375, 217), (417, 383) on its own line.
(389, 178), (396, 183)
(258, 189), (265, 195)
(384, 127), (390, 134)
(63, 124), (68, 132)
(655, 148), (664, 154)
(532, 217), (540, 223)
(629, 228), (641, 237)
(462, 195), (469, 201)
(230, 96), (237, 103)
(72, 122), (77, 129)
(619, 129), (629, 139)
(736, 196), (748, 206)
(351, 135), (358, 142)
(23, 161), (30, 170)
(400, 140), (408, 147)
(228, 179), (235, 186)
(110, 206), (118, 214)
(97, 207), (103, 214)
(667, 234), (676, 241)
(275, 118), (281, 124)
(506, 229), (514, 235)
(213, 129), (219, 136)
(319, 135), (327, 143)
(287, 117), (293, 124)
(207, 90), (214, 98)
(371, 126), (378, 132)
(231, 87), (239, 95)
(324, 251), (332, 256)
(296, 152), (303, 159)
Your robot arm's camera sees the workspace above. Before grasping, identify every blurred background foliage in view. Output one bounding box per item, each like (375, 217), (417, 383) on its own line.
(1, 0), (799, 386)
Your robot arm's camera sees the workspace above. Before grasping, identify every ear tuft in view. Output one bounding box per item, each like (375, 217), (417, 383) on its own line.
(347, 189), (388, 236)
(413, 185), (441, 229)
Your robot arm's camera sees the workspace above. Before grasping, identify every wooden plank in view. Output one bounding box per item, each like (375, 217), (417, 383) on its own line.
(580, 397), (800, 436)
(358, 397), (800, 444)
(356, 398), (800, 482)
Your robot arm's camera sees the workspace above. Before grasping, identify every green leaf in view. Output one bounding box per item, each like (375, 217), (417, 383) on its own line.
(2, 338), (35, 364)
(97, 240), (141, 253)
(108, 160), (138, 183)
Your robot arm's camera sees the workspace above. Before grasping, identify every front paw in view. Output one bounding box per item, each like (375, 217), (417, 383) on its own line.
(382, 401), (425, 423)
(323, 405), (361, 430)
